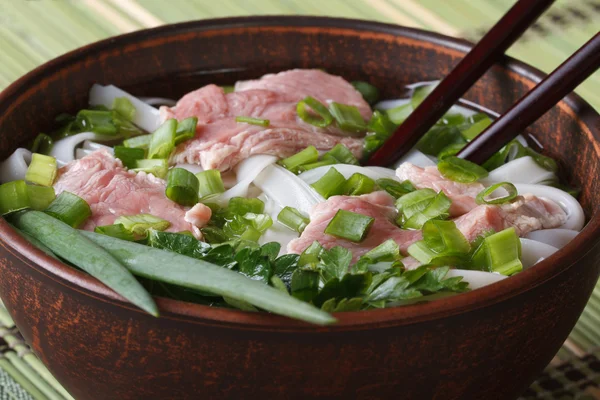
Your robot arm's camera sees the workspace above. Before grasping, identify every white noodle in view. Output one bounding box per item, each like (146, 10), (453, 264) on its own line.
(257, 193), (300, 254)
(526, 229), (579, 250)
(481, 156), (556, 185)
(139, 97), (177, 107)
(89, 84), (161, 132)
(0, 148), (32, 183)
(520, 238), (559, 268)
(254, 164), (324, 215)
(50, 132), (114, 165)
(298, 164), (396, 185)
(216, 155), (277, 205)
(513, 183), (585, 231)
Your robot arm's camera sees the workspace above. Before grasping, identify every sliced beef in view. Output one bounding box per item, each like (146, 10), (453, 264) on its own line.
(396, 163), (484, 216)
(287, 191), (422, 262)
(165, 69), (370, 171)
(287, 189), (567, 268)
(54, 149), (205, 237)
(234, 69), (372, 120)
(455, 194), (567, 240)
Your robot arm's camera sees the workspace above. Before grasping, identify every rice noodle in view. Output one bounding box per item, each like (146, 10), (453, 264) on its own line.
(50, 132), (114, 165)
(215, 155), (277, 205)
(392, 149), (436, 168)
(526, 229), (578, 250)
(298, 164), (397, 185)
(89, 84), (161, 132)
(257, 193), (300, 253)
(254, 165), (324, 215)
(174, 163), (204, 174)
(140, 97), (177, 107)
(447, 269), (507, 290)
(481, 156), (556, 185)
(0, 148), (32, 183)
(75, 140), (114, 159)
(514, 183), (584, 231)
(520, 238), (558, 268)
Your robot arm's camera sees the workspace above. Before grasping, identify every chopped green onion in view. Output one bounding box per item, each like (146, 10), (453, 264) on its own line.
(240, 226), (262, 242)
(112, 97), (136, 121)
(395, 188), (437, 218)
(368, 110), (397, 136)
(174, 117), (198, 145)
(148, 119), (177, 159)
(228, 197), (265, 215)
(403, 192), (451, 229)
(132, 159), (168, 179)
(310, 167), (347, 198)
(476, 182), (518, 205)
(278, 146), (319, 173)
(114, 146), (145, 169)
(362, 239), (400, 262)
(438, 113), (466, 126)
(75, 110), (118, 135)
(417, 125), (466, 156)
(460, 115), (492, 140)
(166, 168), (200, 206)
(408, 220), (470, 265)
(437, 143), (465, 160)
(343, 173), (375, 196)
(235, 116), (270, 127)
(30, 133), (53, 155)
(94, 224), (136, 241)
(323, 143), (359, 165)
(243, 213), (273, 232)
(196, 169), (225, 198)
(123, 134), (151, 149)
(324, 209), (374, 242)
(376, 178), (415, 198)
(438, 156), (489, 183)
(411, 84), (436, 109)
(25, 153), (57, 187)
(328, 102), (366, 134)
(297, 159), (337, 172)
(386, 103), (412, 124)
(0, 181), (29, 215)
(221, 85), (234, 93)
(296, 96), (333, 128)
(423, 220), (470, 254)
(115, 214), (170, 236)
(351, 81), (380, 104)
(45, 191), (91, 228)
(277, 206), (310, 233)
(470, 227), (522, 275)
(27, 185), (55, 210)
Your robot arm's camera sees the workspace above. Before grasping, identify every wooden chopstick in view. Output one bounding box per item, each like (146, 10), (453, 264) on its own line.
(365, 0), (556, 167)
(457, 32), (600, 164)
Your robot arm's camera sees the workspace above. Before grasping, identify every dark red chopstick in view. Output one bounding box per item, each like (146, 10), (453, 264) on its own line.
(366, 0), (555, 167)
(457, 32), (600, 164)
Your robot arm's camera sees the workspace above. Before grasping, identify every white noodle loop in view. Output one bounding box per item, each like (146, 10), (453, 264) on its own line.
(0, 148), (32, 183)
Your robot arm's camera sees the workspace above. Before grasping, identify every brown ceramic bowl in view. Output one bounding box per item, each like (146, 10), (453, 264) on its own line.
(0, 16), (599, 400)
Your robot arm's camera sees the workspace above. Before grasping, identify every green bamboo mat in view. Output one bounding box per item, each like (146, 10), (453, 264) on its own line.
(0, 0), (599, 399)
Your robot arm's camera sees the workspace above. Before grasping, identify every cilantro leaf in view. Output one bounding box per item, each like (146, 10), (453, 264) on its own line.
(319, 246), (352, 281)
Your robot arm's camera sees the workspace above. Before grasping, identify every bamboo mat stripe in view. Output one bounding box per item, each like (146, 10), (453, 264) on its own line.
(0, 0), (599, 398)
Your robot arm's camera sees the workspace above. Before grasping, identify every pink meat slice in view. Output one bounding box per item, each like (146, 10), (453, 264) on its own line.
(53, 150), (209, 237)
(165, 69), (371, 171)
(454, 194), (567, 240)
(287, 190), (567, 268)
(287, 191), (422, 262)
(234, 69), (372, 120)
(396, 163), (484, 217)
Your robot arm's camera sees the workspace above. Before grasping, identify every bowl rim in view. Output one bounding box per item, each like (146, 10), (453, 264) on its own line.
(1, 15), (599, 332)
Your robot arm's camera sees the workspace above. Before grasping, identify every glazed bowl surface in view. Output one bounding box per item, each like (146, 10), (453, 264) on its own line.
(0, 16), (599, 400)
